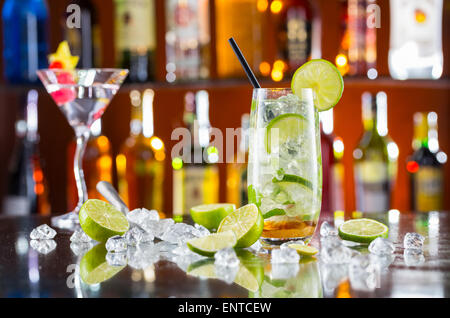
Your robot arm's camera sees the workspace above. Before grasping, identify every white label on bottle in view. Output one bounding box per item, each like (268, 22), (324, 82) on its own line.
(115, 0), (156, 51)
(355, 162), (391, 213)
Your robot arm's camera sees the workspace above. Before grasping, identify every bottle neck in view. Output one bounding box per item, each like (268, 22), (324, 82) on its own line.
(362, 92), (388, 137)
(129, 89), (155, 138)
(413, 112), (429, 150)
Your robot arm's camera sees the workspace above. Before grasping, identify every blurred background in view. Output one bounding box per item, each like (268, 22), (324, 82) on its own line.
(0, 0), (448, 218)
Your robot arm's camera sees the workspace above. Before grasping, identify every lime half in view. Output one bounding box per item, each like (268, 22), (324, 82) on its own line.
(79, 199), (129, 242)
(338, 218), (389, 244)
(292, 59), (344, 111)
(187, 231), (237, 257)
(265, 113), (307, 154)
(288, 244), (318, 257)
(190, 203), (235, 230)
(218, 204), (264, 248)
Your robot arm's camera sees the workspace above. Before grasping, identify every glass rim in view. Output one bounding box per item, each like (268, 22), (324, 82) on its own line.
(37, 68), (129, 73)
(252, 87), (314, 93)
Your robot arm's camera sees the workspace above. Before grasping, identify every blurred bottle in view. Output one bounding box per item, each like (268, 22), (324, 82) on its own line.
(335, 0), (350, 76)
(67, 119), (113, 210)
(320, 109), (345, 215)
(62, 0), (101, 68)
(117, 90), (165, 212)
(173, 91), (219, 219)
(353, 92), (397, 214)
(271, 0), (321, 78)
(341, 0), (377, 78)
(215, 0), (264, 78)
(114, 0), (156, 82)
(407, 112), (444, 212)
(226, 114), (250, 207)
(389, 0), (443, 80)
(1, 0), (49, 83)
(165, 0), (210, 82)
(2, 90), (50, 215)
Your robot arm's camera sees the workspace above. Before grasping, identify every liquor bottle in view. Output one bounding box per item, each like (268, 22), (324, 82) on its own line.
(114, 0), (156, 82)
(389, 0), (443, 80)
(2, 90), (50, 215)
(117, 89), (165, 212)
(271, 0), (321, 76)
(172, 91), (219, 219)
(215, 0), (264, 78)
(226, 114), (250, 207)
(335, 0), (350, 76)
(320, 109), (345, 214)
(353, 92), (395, 214)
(407, 112), (444, 212)
(427, 112), (447, 165)
(67, 119), (113, 210)
(346, 0), (377, 77)
(62, 0), (101, 68)
(165, 0), (210, 82)
(1, 0), (49, 83)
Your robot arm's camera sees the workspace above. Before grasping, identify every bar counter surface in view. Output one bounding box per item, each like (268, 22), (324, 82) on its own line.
(0, 211), (449, 298)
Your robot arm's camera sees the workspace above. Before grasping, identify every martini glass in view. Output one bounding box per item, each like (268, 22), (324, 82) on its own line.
(37, 68), (128, 230)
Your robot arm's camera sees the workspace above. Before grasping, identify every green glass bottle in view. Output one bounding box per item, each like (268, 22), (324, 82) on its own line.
(353, 92), (395, 214)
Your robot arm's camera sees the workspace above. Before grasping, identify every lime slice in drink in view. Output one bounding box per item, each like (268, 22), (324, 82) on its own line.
(79, 199), (130, 242)
(190, 203), (236, 231)
(273, 174), (313, 191)
(338, 218), (389, 244)
(79, 244), (125, 285)
(187, 231), (237, 257)
(288, 244), (318, 257)
(217, 204), (264, 248)
(291, 59), (344, 112)
(265, 113), (307, 154)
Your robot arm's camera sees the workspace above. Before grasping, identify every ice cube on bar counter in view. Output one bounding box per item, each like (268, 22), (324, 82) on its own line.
(70, 229), (92, 243)
(271, 247), (300, 264)
(30, 224), (57, 240)
(214, 247), (240, 268)
(30, 239), (57, 254)
(403, 232), (425, 250)
(106, 235), (128, 252)
(320, 221), (338, 237)
(368, 238), (395, 255)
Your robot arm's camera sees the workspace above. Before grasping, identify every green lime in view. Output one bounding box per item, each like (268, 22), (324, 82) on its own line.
(291, 59), (344, 111)
(187, 231), (237, 257)
(338, 218), (389, 244)
(234, 264), (261, 293)
(79, 244), (125, 285)
(265, 113), (307, 154)
(79, 199), (129, 242)
(190, 203), (236, 230)
(217, 204), (264, 248)
(288, 244), (318, 257)
(273, 174), (313, 191)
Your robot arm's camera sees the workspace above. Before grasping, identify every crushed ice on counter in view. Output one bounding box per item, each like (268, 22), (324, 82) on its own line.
(127, 208), (159, 226)
(214, 248), (240, 268)
(106, 235), (128, 252)
(271, 247), (300, 264)
(30, 224), (56, 240)
(125, 226), (154, 246)
(320, 221), (338, 237)
(368, 238), (395, 255)
(106, 251), (128, 267)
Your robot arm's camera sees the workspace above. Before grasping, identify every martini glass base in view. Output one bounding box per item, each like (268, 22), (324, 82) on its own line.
(51, 211), (80, 230)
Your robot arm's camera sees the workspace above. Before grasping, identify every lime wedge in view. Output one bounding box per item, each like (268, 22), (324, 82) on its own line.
(338, 218), (389, 244)
(265, 113), (307, 154)
(288, 244), (318, 257)
(292, 59), (344, 111)
(190, 203), (236, 231)
(218, 204), (264, 248)
(273, 174), (313, 191)
(187, 259), (217, 278)
(79, 199), (129, 242)
(187, 231), (237, 257)
(79, 244), (125, 285)
(234, 264), (261, 293)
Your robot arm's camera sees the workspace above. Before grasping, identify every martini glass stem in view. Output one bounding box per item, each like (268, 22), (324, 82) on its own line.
(74, 129), (90, 212)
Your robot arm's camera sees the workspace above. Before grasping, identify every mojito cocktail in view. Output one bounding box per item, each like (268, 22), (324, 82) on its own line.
(248, 88), (322, 245)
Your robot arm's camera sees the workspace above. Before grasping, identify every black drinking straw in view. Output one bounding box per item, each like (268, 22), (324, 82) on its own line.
(228, 37), (261, 89)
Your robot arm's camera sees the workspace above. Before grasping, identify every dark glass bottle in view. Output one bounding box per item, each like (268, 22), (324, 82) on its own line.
(407, 112), (444, 212)
(1, 0), (49, 83)
(63, 0), (101, 68)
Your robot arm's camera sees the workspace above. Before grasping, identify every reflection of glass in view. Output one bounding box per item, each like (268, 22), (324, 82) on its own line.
(248, 88), (322, 245)
(37, 69), (128, 229)
(258, 260), (322, 298)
